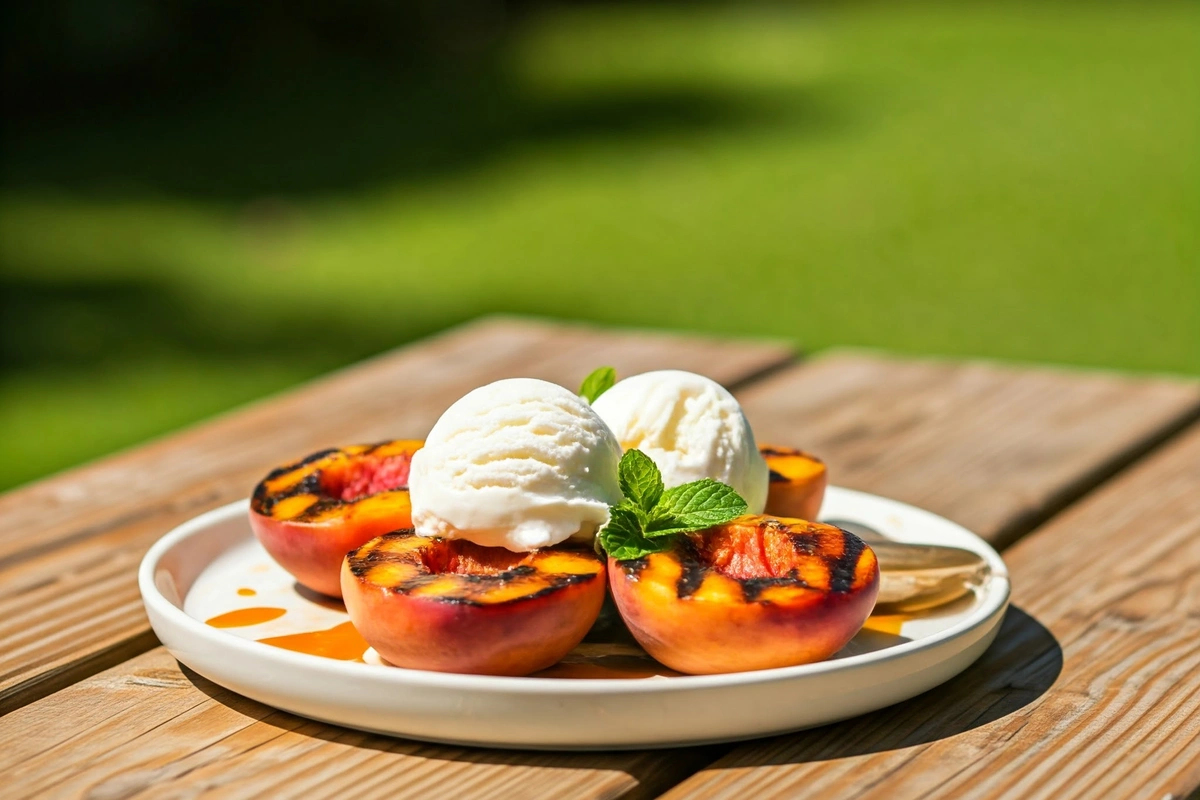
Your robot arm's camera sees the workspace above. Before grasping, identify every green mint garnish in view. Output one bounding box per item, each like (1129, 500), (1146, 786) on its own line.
(579, 366), (616, 403)
(647, 480), (750, 536)
(597, 506), (671, 560)
(618, 447), (663, 512)
(598, 449), (749, 560)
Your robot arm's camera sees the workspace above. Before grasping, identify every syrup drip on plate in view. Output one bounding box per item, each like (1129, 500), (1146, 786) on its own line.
(206, 607), (287, 628)
(204, 598), (916, 672)
(258, 622), (369, 662)
(862, 613), (908, 636)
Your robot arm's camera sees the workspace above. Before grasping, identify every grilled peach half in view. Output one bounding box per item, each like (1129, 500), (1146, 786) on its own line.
(761, 446), (827, 521)
(609, 516), (878, 674)
(342, 533), (606, 676)
(250, 440), (423, 598)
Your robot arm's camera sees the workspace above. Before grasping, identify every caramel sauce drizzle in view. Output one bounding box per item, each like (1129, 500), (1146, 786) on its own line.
(222, 612), (912, 669)
(206, 607), (287, 628)
(862, 613), (907, 636)
(257, 622), (369, 662)
(205, 604), (911, 672)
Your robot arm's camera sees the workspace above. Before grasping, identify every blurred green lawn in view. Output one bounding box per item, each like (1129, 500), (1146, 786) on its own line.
(2, 1), (1198, 491)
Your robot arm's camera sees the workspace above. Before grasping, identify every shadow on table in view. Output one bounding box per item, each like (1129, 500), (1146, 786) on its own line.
(703, 605), (1063, 768)
(181, 605), (1058, 796)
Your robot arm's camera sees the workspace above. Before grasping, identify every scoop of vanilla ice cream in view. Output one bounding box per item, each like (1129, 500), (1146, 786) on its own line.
(408, 378), (623, 551)
(590, 370), (768, 513)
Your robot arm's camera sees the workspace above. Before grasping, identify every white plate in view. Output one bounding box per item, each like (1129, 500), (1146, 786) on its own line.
(139, 488), (1009, 750)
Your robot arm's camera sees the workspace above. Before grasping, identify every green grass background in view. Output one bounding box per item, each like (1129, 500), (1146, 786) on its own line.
(2, 1), (1198, 491)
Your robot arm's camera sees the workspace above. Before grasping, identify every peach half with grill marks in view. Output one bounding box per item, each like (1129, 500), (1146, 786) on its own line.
(341, 533), (607, 676)
(761, 446), (827, 522)
(609, 516), (879, 674)
(249, 440), (423, 598)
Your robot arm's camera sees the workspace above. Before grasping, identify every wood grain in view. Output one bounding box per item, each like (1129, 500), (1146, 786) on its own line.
(4, 344), (1197, 800)
(740, 350), (1200, 545)
(659, 423), (1200, 800)
(0, 648), (721, 800)
(0, 316), (792, 714)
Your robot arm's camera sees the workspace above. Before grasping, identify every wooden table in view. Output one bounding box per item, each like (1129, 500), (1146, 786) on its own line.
(3, 317), (1199, 800)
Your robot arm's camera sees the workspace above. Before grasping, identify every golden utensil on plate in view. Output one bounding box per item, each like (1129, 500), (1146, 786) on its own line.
(825, 519), (992, 614)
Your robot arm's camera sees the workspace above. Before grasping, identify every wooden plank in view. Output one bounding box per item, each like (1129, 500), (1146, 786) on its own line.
(0, 648), (721, 800)
(658, 423), (1200, 800)
(3, 351), (1197, 799)
(740, 351), (1200, 545)
(0, 316), (792, 713)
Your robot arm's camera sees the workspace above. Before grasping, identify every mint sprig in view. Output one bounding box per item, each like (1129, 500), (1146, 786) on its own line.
(579, 366), (616, 403)
(598, 449), (748, 560)
(597, 506), (671, 560)
(618, 448), (663, 511)
(647, 480), (749, 535)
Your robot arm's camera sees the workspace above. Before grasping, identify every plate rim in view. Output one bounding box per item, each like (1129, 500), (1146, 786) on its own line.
(139, 488), (1011, 696)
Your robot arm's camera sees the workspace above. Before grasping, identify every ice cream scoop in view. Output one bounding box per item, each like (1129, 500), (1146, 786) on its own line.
(591, 370), (768, 513)
(408, 378), (623, 551)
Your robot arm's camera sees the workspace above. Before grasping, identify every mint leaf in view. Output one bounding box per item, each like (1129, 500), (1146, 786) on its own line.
(598, 505), (670, 561)
(596, 449), (749, 560)
(579, 366), (616, 403)
(646, 480), (748, 536)
(618, 449), (663, 512)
